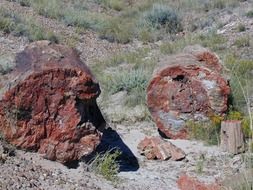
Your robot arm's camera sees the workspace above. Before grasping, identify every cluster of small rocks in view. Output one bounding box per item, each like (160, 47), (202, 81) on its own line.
(0, 141), (111, 190)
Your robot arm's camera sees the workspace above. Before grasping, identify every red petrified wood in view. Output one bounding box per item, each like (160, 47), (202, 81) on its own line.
(147, 46), (230, 139)
(177, 174), (221, 190)
(0, 41), (105, 164)
(138, 136), (186, 161)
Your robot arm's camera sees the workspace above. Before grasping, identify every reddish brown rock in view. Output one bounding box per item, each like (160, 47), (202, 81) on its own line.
(137, 136), (185, 161)
(177, 174), (221, 190)
(147, 47), (230, 139)
(0, 41), (105, 164)
(183, 45), (223, 73)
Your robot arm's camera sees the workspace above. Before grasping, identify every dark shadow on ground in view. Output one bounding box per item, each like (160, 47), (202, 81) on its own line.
(83, 127), (139, 172)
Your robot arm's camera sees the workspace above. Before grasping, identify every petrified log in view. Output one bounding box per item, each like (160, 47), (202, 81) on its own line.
(147, 46), (230, 139)
(220, 120), (244, 154)
(0, 41), (105, 163)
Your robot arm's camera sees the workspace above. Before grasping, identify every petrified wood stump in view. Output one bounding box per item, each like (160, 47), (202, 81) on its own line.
(0, 41), (105, 163)
(147, 46), (230, 139)
(220, 120), (244, 154)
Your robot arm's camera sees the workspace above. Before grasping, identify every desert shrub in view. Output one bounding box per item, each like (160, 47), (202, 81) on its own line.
(89, 150), (121, 182)
(18, 0), (31, 6)
(225, 55), (253, 112)
(63, 9), (106, 31)
(187, 115), (223, 145)
(92, 48), (155, 108)
(160, 31), (226, 55)
(62, 10), (91, 29)
(237, 23), (246, 32)
(110, 69), (149, 95)
(0, 55), (15, 75)
(203, 0), (239, 11)
(31, 0), (62, 19)
(138, 28), (156, 43)
(98, 0), (125, 11)
(196, 154), (205, 174)
(160, 42), (176, 55)
(246, 10), (253, 18)
(226, 110), (252, 138)
(0, 18), (15, 34)
(99, 18), (134, 43)
(197, 32), (226, 51)
(0, 9), (16, 33)
(0, 8), (58, 42)
(212, 0), (226, 9)
(141, 4), (182, 34)
(234, 36), (251, 48)
(16, 17), (58, 42)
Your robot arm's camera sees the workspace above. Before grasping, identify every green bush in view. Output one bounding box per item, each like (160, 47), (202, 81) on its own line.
(212, 0), (226, 9)
(0, 55), (15, 75)
(237, 23), (246, 32)
(226, 110), (252, 138)
(0, 8), (58, 42)
(141, 4), (182, 34)
(110, 69), (148, 93)
(31, 0), (62, 19)
(18, 0), (31, 6)
(225, 55), (253, 112)
(99, 18), (134, 43)
(62, 10), (91, 29)
(246, 10), (253, 18)
(0, 9), (16, 33)
(234, 36), (251, 48)
(98, 0), (125, 11)
(89, 150), (121, 182)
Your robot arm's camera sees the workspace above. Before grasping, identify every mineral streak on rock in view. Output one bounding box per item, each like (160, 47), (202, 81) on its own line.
(0, 41), (105, 163)
(147, 47), (230, 139)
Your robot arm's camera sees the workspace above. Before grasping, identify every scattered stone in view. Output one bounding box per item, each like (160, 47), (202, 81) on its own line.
(177, 174), (221, 190)
(0, 41), (105, 164)
(138, 136), (186, 161)
(147, 46), (230, 139)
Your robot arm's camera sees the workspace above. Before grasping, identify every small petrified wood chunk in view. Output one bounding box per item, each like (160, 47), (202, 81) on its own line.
(138, 136), (185, 161)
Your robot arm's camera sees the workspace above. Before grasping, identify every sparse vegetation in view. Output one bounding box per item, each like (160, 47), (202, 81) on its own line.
(226, 110), (252, 138)
(141, 4), (182, 34)
(237, 23), (246, 32)
(187, 115), (223, 145)
(246, 10), (253, 18)
(97, 0), (125, 11)
(0, 8), (58, 42)
(196, 154), (205, 174)
(160, 31), (226, 55)
(234, 36), (251, 48)
(89, 150), (121, 182)
(92, 48), (156, 109)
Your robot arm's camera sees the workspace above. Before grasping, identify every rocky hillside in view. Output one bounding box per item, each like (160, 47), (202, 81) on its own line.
(0, 0), (253, 190)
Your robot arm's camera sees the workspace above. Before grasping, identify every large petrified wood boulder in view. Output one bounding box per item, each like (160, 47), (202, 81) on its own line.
(147, 46), (230, 139)
(0, 41), (105, 164)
